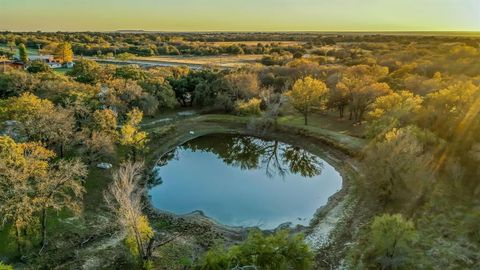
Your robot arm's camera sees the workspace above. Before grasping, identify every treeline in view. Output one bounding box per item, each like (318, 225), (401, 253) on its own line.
(1, 31), (478, 58)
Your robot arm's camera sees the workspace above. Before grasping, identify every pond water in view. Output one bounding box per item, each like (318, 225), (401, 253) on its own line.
(149, 134), (342, 230)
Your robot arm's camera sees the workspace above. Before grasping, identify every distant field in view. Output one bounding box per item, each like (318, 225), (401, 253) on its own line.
(201, 41), (304, 46)
(134, 54), (262, 67)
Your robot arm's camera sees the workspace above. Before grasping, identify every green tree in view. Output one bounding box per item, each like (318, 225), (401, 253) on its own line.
(114, 65), (147, 81)
(26, 60), (52, 73)
(362, 127), (433, 205)
(68, 58), (104, 84)
(355, 214), (418, 270)
(36, 159), (87, 249)
(0, 262), (13, 270)
(18, 43), (28, 63)
(0, 70), (38, 98)
(286, 76), (328, 125)
(139, 77), (177, 110)
(196, 230), (314, 270)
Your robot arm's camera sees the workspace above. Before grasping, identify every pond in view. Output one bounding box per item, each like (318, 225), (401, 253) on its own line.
(149, 134), (342, 230)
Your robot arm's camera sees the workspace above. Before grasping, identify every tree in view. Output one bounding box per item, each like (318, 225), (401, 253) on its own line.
(235, 98), (262, 116)
(114, 65), (147, 81)
(367, 91), (423, 138)
(82, 131), (116, 163)
(139, 77), (177, 110)
(27, 60), (52, 73)
(68, 58), (105, 84)
(103, 79), (149, 116)
(0, 262), (13, 270)
(0, 70), (38, 98)
(36, 159), (87, 249)
(92, 109), (118, 137)
(362, 127), (433, 205)
(196, 230), (314, 270)
(119, 108), (148, 161)
(223, 72), (260, 101)
(336, 65), (390, 123)
(355, 214), (418, 270)
(104, 161), (154, 267)
(2, 93), (76, 156)
(7, 40), (16, 53)
(0, 136), (54, 254)
(18, 43), (28, 63)
(54, 42), (74, 63)
(286, 76), (328, 125)
(328, 85), (350, 118)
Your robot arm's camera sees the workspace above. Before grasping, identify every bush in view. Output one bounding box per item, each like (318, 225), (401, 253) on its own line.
(151, 124), (176, 138)
(27, 60), (52, 73)
(195, 230), (314, 270)
(349, 214), (418, 270)
(0, 262), (13, 270)
(234, 98), (262, 116)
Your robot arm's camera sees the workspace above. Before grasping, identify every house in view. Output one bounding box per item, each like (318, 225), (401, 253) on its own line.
(28, 55), (62, 68)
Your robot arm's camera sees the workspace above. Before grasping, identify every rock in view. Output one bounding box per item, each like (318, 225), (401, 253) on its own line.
(97, 163), (113, 170)
(189, 131), (195, 135)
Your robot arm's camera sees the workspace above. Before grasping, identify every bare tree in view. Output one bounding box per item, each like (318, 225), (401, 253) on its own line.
(104, 161), (154, 266)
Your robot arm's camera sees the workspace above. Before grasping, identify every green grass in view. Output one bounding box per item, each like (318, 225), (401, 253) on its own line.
(0, 44), (39, 57)
(53, 67), (72, 74)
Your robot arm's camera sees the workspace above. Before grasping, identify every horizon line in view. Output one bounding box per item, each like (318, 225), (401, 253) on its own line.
(1, 30), (479, 35)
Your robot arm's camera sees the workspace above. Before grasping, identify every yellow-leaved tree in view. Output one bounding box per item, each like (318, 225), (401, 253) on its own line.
(0, 135), (87, 254)
(119, 108), (148, 161)
(286, 76), (328, 125)
(54, 42), (74, 63)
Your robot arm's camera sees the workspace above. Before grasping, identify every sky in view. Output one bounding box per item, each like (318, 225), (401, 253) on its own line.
(0, 0), (479, 32)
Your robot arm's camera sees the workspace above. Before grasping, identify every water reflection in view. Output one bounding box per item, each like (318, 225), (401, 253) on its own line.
(158, 134), (323, 178)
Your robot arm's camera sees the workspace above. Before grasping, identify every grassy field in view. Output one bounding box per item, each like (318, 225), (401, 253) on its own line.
(201, 41), (305, 46)
(0, 44), (39, 57)
(132, 54), (262, 67)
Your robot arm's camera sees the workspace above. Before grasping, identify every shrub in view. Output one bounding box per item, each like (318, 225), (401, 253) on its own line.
(195, 230), (314, 270)
(349, 214), (418, 270)
(234, 98), (262, 116)
(0, 262), (13, 270)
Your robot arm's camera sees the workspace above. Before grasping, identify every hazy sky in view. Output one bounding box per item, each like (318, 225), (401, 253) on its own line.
(0, 0), (479, 32)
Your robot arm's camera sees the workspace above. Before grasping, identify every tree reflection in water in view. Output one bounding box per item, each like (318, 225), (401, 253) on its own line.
(157, 134), (323, 179)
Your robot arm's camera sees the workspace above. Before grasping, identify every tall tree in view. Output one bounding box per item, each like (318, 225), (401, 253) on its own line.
(54, 42), (74, 63)
(104, 161), (154, 267)
(18, 43), (28, 63)
(36, 159), (87, 250)
(0, 136), (54, 254)
(336, 65), (390, 123)
(119, 108), (148, 160)
(362, 126), (433, 205)
(286, 76), (328, 125)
